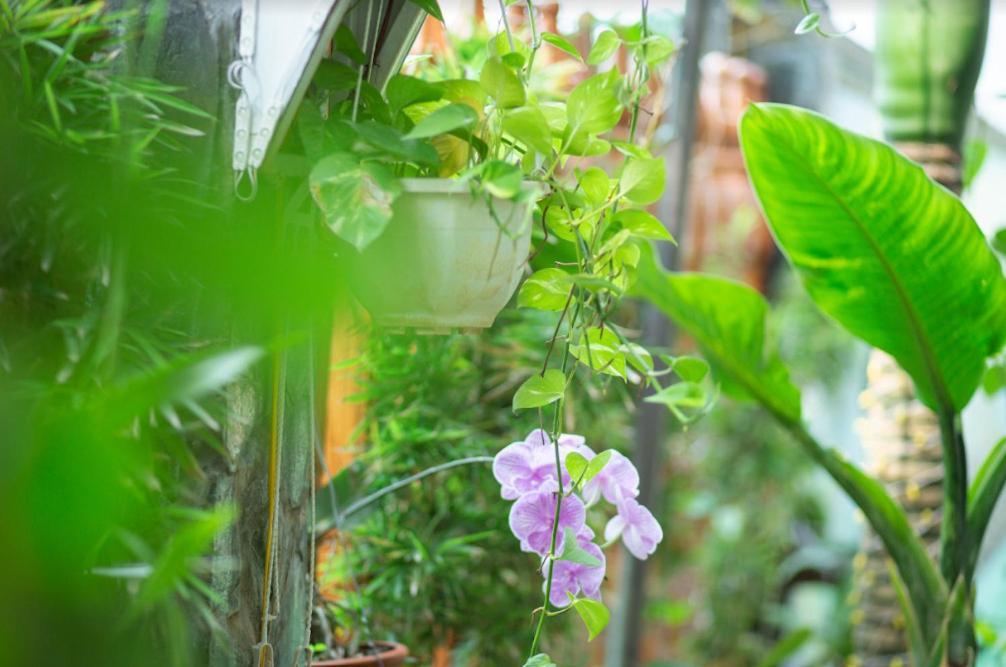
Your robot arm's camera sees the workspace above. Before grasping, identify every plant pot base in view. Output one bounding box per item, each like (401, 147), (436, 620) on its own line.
(311, 641), (408, 667)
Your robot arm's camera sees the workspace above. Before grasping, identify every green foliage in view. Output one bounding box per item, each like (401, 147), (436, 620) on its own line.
(740, 103), (1006, 414)
(636, 245), (947, 652)
(635, 249), (801, 423)
(331, 314), (636, 665)
(513, 369), (566, 411)
(571, 597), (610, 641)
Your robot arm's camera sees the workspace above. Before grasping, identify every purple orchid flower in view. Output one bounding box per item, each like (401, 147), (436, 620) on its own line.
(544, 528), (606, 607)
(604, 496), (663, 560)
(493, 429), (596, 500)
(493, 429), (558, 500)
(509, 488), (586, 556)
(582, 450), (640, 505)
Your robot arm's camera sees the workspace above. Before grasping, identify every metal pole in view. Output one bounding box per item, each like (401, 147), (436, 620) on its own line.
(605, 0), (712, 664)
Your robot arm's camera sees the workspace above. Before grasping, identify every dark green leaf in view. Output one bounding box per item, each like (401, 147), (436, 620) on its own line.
(513, 369), (566, 412)
(334, 24), (367, 64)
(386, 74), (443, 114)
(634, 244), (946, 645)
(740, 103), (1006, 412)
(354, 120), (438, 165)
(313, 60), (358, 91)
(967, 436), (1006, 570)
(406, 0), (444, 22)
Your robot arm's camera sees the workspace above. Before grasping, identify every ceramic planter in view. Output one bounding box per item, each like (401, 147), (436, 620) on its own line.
(350, 178), (538, 332)
(312, 641), (408, 667)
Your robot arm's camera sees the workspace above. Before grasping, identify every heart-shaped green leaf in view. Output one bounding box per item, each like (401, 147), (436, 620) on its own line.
(405, 103), (478, 139)
(613, 209), (675, 242)
(513, 369), (566, 412)
(619, 157), (666, 205)
(569, 327), (626, 379)
(587, 29), (621, 65)
(567, 70), (622, 137)
(542, 32), (582, 61)
(310, 153), (403, 251)
(480, 57), (526, 109)
(557, 527), (601, 567)
(503, 106), (554, 155)
(571, 597), (610, 640)
(518, 268), (572, 311)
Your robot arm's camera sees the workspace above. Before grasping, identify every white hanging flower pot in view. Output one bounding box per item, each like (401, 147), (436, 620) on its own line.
(349, 179), (538, 332)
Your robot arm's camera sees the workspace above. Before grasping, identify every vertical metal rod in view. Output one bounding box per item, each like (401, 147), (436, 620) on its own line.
(605, 1), (712, 664)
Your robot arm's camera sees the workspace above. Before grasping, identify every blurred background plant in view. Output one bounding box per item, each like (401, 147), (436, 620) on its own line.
(317, 306), (639, 665)
(0, 2), (344, 665)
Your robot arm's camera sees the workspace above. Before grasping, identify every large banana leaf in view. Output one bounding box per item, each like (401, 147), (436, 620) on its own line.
(635, 247), (800, 423)
(635, 246), (946, 645)
(739, 103), (1006, 414)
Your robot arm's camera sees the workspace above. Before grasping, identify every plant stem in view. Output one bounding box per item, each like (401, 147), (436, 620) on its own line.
(528, 306), (580, 659)
(938, 410), (969, 586)
(334, 456), (494, 525)
(498, 0), (516, 54)
(524, 0), (541, 78)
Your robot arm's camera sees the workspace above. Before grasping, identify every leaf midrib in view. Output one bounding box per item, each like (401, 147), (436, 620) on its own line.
(765, 127), (953, 413)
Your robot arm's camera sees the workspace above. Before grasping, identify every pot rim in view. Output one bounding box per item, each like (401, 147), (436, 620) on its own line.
(310, 640), (408, 667)
(398, 177), (539, 197)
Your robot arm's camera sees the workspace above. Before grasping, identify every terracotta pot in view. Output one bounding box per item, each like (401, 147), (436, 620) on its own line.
(349, 178), (538, 332)
(312, 641), (408, 667)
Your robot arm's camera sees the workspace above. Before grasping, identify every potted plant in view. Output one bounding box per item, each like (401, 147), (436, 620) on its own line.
(307, 2), (690, 663)
(305, 24), (540, 331)
(309, 453), (499, 665)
